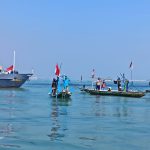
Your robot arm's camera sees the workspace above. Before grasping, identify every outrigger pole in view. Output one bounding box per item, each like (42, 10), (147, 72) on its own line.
(13, 50), (16, 72)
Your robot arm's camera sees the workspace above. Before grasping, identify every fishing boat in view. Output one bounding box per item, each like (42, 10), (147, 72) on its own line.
(49, 64), (72, 99)
(145, 90), (150, 93)
(0, 73), (32, 88)
(29, 69), (38, 80)
(80, 87), (90, 93)
(88, 89), (145, 98)
(49, 91), (72, 99)
(0, 51), (32, 88)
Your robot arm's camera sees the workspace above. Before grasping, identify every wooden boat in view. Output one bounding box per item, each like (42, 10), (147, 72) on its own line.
(49, 91), (72, 99)
(145, 90), (150, 93)
(80, 88), (90, 93)
(88, 89), (145, 98)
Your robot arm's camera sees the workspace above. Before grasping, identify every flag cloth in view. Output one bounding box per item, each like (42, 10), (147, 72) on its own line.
(55, 64), (60, 76)
(129, 61), (133, 69)
(6, 65), (13, 72)
(91, 69), (95, 78)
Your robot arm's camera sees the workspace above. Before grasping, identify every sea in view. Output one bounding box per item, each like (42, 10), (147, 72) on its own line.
(0, 80), (150, 150)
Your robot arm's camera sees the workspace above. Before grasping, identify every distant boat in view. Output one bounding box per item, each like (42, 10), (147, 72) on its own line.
(29, 69), (38, 80)
(0, 51), (32, 88)
(145, 90), (150, 93)
(0, 73), (32, 88)
(81, 88), (145, 98)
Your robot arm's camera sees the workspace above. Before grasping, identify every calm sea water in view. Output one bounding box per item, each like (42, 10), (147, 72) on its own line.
(0, 80), (150, 150)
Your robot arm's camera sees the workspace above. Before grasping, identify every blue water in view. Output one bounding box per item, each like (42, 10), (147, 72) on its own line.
(0, 80), (150, 150)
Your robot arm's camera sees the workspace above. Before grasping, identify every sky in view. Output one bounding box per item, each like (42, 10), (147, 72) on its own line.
(0, 0), (150, 80)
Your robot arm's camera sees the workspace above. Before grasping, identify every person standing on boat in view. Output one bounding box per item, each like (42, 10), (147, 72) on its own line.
(117, 77), (122, 91)
(101, 80), (106, 90)
(56, 76), (61, 93)
(124, 79), (129, 92)
(96, 77), (101, 90)
(63, 75), (70, 92)
(56, 76), (59, 88)
(51, 78), (57, 96)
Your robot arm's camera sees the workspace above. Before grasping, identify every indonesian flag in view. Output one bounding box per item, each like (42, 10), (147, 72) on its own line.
(6, 65), (13, 72)
(55, 64), (60, 76)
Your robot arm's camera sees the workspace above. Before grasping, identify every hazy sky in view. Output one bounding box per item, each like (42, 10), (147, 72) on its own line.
(0, 0), (150, 80)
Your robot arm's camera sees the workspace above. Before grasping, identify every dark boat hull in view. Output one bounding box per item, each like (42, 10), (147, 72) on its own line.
(145, 90), (150, 93)
(88, 90), (145, 98)
(50, 91), (71, 99)
(80, 88), (90, 93)
(0, 73), (32, 88)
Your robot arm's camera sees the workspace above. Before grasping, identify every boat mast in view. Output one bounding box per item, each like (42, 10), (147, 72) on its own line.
(91, 69), (95, 89)
(131, 69), (133, 81)
(129, 61), (133, 85)
(13, 50), (16, 72)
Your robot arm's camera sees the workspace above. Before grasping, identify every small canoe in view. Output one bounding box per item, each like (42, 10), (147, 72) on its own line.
(49, 91), (72, 99)
(88, 89), (145, 98)
(145, 90), (150, 93)
(80, 88), (90, 93)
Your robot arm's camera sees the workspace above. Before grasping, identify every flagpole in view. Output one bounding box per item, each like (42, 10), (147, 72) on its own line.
(131, 69), (132, 81)
(131, 69), (133, 86)
(13, 50), (15, 72)
(130, 65), (133, 85)
(129, 61), (133, 85)
(91, 69), (95, 89)
(81, 75), (82, 82)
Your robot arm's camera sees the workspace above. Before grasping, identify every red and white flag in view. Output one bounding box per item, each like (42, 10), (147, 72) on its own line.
(55, 64), (60, 76)
(6, 65), (13, 72)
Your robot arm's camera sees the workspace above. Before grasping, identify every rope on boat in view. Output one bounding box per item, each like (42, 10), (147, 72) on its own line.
(129, 83), (144, 93)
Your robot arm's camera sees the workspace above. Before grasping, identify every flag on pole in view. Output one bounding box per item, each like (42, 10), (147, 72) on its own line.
(129, 61), (133, 70)
(6, 65), (13, 73)
(55, 64), (60, 76)
(91, 69), (95, 78)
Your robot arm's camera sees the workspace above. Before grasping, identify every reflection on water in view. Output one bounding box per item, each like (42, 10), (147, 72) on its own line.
(0, 93), (16, 139)
(0, 87), (28, 93)
(0, 89), (29, 149)
(114, 104), (129, 117)
(91, 96), (132, 118)
(48, 99), (71, 141)
(92, 97), (106, 117)
(0, 123), (13, 138)
(0, 82), (149, 150)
